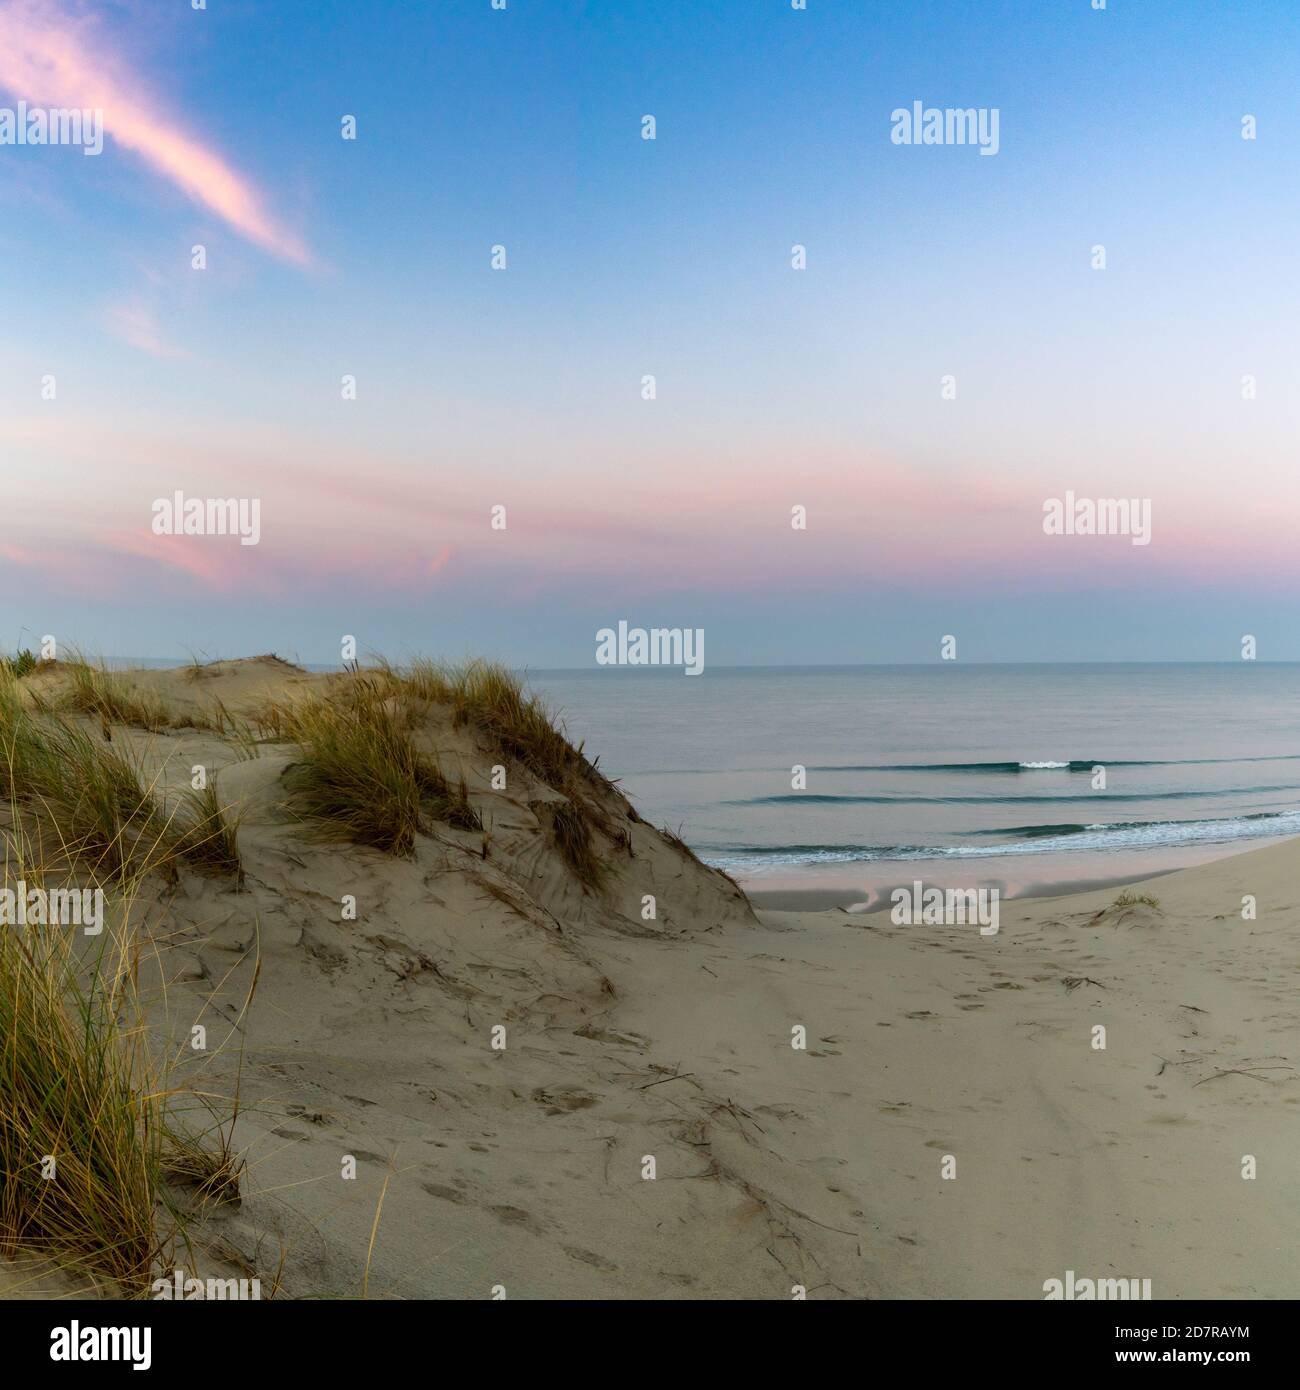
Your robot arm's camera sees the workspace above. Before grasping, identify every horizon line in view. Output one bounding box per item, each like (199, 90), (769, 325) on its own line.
(79, 656), (1300, 673)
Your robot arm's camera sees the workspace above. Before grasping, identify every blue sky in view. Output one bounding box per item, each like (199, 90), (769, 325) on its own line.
(1, 0), (1298, 665)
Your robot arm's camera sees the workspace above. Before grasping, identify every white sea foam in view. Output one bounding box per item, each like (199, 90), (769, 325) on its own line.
(705, 811), (1300, 875)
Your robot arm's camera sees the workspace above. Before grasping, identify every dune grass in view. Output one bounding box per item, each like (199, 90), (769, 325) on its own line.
(280, 677), (479, 854)
(192, 697), (263, 760)
(0, 849), (166, 1293)
(398, 658), (597, 793)
(161, 1098), (246, 1209)
(0, 664), (268, 1289)
(38, 722), (176, 885)
(541, 800), (606, 892)
(162, 1134), (243, 1210)
(377, 659), (616, 887)
(0, 692), (250, 1288)
(0, 834), (253, 1291)
(1, 649), (37, 680)
(56, 657), (171, 734)
(0, 673), (245, 887)
(173, 782), (244, 882)
(250, 700), (289, 741)
(1112, 890), (1161, 910)
(0, 684), (176, 885)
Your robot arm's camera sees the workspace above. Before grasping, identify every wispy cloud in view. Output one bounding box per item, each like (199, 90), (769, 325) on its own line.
(102, 298), (186, 359)
(0, 0), (311, 264)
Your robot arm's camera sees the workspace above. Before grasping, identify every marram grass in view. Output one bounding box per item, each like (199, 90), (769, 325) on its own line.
(0, 678), (177, 885)
(0, 650), (37, 680)
(279, 675), (480, 855)
(376, 658), (614, 885)
(0, 670), (243, 886)
(397, 657), (595, 793)
(58, 655), (172, 734)
(173, 781), (244, 882)
(0, 851), (165, 1293)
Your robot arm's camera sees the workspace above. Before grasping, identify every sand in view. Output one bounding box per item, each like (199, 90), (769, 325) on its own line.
(4, 657), (1298, 1299)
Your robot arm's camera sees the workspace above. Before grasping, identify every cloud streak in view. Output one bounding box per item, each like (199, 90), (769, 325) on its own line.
(0, 0), (310, 264)
(102, 298), (186, 359)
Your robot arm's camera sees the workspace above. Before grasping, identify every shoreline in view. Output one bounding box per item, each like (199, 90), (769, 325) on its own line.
(737, 834), (1296, 913)
(745, 866), (1179, 914)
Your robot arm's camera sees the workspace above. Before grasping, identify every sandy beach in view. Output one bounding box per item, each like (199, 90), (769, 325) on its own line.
(3, 657), (1295, 1301)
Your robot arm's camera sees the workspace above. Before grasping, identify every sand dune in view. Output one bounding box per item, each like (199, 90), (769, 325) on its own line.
(4, 657), (1297, 1299)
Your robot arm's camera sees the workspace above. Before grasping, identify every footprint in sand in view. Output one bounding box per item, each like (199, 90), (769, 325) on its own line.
(531, 1086), (601, 1115)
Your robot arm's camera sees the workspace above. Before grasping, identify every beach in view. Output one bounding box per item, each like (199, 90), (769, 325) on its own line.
(249, 831), (1299, 1300)
(4, 657), (1296, 1300)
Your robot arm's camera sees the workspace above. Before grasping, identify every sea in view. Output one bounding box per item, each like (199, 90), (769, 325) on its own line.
(527, 663), (1300, 908)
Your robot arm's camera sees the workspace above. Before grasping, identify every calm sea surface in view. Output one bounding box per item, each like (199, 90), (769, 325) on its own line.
(527, 664), (1300, 903)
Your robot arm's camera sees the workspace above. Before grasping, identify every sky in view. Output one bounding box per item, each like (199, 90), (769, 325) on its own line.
(2, 0), (1299, 667)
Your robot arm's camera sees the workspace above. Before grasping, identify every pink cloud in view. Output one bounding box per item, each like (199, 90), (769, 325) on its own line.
(103, 298), (186, 359)
(426, 545), (455, 577)
(6, 411), (1300, 605)
(0, 538), (127, 594)
(104, 529), (255, 590)
(0, 0), (310, 265)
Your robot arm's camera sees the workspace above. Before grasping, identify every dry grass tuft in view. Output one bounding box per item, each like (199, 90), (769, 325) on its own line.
(0, 837), (252, 1289)
(1112, 890), (1161, 910)
(537, 799), (606, 892)
(161, 1128), (244, 1208)
(173, 782), (244, 882)
(1, 650), (37, 680)
(394, 658), (600, 794)
(0, 687), (176, 885)
(58, 657), (171, 734)
(188, 698), (262, 760)
(279, 677), (479, 855)
(378, 659), (621, 890)
(0, 853), (164, 1293)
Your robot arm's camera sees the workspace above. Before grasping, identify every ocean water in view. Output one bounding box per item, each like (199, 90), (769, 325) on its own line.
(528, 664), (1300, 904)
